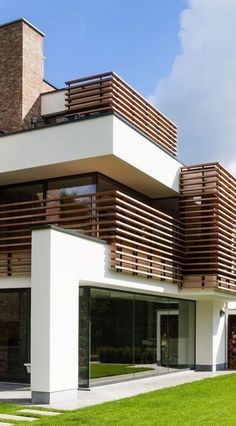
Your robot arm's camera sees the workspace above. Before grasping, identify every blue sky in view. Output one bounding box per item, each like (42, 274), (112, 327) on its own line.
(0, 0), (185, 97)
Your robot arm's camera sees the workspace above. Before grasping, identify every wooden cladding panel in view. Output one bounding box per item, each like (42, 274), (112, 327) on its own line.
(180, 163), (236, 292)
(65, 72), (177, 156)
(0, 190), (182, 285)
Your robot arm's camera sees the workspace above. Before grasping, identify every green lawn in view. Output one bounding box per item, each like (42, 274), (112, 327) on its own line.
(90, 363), (154, 378)
(1, 374), (236, 425)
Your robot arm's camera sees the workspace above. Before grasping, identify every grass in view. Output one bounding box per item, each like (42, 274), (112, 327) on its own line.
(90, 363), (154, 378)
(1, 374), (236, 425)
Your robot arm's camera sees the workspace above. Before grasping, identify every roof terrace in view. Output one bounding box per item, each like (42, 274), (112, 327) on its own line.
(40, 72), (178, 157)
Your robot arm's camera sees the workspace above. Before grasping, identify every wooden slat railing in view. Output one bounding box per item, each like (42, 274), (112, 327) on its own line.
(65, 72), (178, 156)
(0, 190), (182, 284)
(180, 163), (236, 292)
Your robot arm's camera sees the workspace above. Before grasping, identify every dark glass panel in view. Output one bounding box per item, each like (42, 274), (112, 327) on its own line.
(79, 287), (90, 388)
(47, 175), (96, 197)
(46, 175), (97, 231)
(90, 288), (134, 385)
(0, 183), (44, 204)
(78, 287), (196, 387)
(0, 289), (30, 382)
(134, 293), (170, 376)
(97, 174), (150, 203)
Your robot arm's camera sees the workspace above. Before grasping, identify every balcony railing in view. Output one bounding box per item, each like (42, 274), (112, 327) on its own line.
(180, 163), (236, 292)
(0, 190), (182, 284)
(65, 72), (178, 156)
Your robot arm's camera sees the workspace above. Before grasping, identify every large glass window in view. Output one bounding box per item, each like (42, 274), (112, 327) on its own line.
(0, 289), (30, 383)
(78, 287), (195, 388)
(47, 174), (96, 198)
(90, 288), (134, 385)
(46, 175), (97, 231)
(0, 183), (44, 204)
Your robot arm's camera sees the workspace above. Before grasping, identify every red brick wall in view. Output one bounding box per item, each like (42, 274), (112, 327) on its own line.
(0, 19), (55, 133)
(0, 21), (23, 132)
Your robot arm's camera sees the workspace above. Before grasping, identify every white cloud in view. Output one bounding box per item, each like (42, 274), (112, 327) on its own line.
(150, 0), (236, 173)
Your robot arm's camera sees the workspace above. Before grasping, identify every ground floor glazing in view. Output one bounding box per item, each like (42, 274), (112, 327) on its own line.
(0, 286), (196, 386)
(79, 287), (196, 387)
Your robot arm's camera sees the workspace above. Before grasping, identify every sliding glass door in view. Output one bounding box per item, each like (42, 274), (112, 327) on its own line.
(79, 287), (195, 388)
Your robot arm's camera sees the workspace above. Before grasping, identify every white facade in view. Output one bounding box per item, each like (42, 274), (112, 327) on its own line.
(1, 17), (236, 405)
(0, 110), (234, 402)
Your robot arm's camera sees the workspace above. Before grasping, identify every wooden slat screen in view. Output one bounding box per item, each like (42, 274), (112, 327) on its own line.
(0, 190), (182, 284)
(111, 191), (182, 284)
(65, 72), (178, 156)
(180, 163), (236, 292)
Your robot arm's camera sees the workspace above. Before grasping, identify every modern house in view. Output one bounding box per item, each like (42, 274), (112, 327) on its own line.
(0, 18), (236, 404)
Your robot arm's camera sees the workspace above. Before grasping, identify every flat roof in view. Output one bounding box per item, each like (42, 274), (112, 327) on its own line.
(0, 18), (44, 36)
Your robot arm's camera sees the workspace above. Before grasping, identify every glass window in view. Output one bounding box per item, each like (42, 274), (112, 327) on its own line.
(0, 184), (45, 275)
(0, 289), (30, 382)
(47, 175), (96, 198)
(90, 288), (134, 386)
(97, 174), (150, 203)
(0, 183), (44, 204)
(78, 287), (195, 388)
(79, 287), (90, 388)
(46, 175), (97, 232)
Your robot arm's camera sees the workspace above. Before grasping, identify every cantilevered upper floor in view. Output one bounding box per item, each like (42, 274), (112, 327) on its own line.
(2, 18), (236, 297)
(0, 19), (181, 198)
(0, 112), (181, 198)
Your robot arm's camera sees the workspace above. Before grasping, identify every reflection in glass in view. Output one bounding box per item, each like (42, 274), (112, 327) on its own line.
(78, 287), (196, 388)
(47, 175), (96, 198)
(90, 288), (134, 385)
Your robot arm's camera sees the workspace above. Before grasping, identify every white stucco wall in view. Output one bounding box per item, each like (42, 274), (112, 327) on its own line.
(0, 276), (30, 289)
(31, 228), (80, 403)
(196, 301), (226, 370)
(41, 90), (65, 116)
(0, 115), (181, 197)
(228, 302), (236, 310)
(113, 116), (180, 193)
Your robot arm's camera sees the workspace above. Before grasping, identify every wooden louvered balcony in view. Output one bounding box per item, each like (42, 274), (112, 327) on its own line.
(0, 190), (182, 284)
(180, 163), (236, 292)
(65, 72), (178, 156)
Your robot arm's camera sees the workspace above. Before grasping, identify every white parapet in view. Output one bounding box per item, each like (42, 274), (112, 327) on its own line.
(41, 90), (65, 116)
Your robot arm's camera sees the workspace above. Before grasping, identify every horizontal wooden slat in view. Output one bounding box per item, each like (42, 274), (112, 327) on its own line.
(0, 189), (182, 284)
(65, 72), (178, 156)
(180, 163), (236, 292)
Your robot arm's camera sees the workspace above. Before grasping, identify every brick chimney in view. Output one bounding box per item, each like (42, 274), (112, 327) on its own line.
(0, 18), (54, 133)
